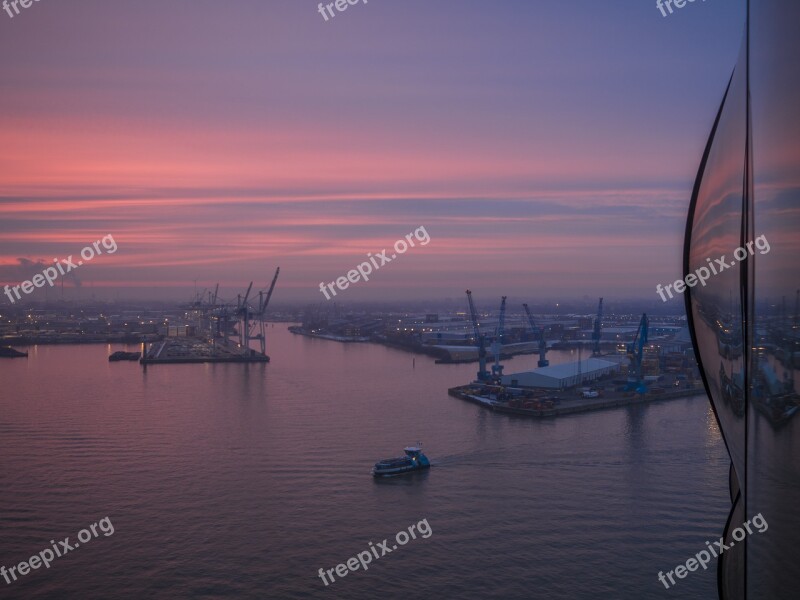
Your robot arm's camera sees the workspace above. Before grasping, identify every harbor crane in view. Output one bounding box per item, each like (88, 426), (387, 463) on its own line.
(236, 281), (255, 349)
(249, 267), (280, 355)
(522, 303), (549, 367)
(624, 313), (649, 394)
(207, 283), (220, 347)
(491, 296), (507, 381)
(466, 290), (491, 383)
(592, 297), (603, 356)
(232, 268), (281, 354)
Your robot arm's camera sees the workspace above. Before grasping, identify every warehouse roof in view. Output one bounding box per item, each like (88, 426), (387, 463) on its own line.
(508, 357), (619, 381)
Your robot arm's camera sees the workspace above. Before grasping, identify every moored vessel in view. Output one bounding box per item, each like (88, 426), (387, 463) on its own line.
(0, 346), (27, 358)
(109, 350), (142, 362)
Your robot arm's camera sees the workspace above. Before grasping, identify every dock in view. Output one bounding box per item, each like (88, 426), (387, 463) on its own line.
(140, 337), (269, 365)
(448, 382), (706, 418)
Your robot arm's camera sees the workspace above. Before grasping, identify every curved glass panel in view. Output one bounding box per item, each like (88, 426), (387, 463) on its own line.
(686, 0), (800, 597)
(748, 0), (800, 597)
(686, 39), (749, 484)
(684, 38), (749, 600)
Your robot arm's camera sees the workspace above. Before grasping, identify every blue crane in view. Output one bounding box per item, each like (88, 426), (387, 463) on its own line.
(624, 313), (649, 394)
(491, 296), (507, 380)
(466, 290), (491, 383)
(592, 297), (603, 356)
(522, 303), (549, 367)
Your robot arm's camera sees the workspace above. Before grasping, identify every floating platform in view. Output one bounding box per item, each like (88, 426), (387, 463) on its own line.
(140, 338), (269, 365)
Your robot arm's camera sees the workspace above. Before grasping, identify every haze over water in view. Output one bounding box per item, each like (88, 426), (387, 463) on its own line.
(0, 327), (729, 599)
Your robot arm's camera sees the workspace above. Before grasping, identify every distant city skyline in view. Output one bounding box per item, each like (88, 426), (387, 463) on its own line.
(0, 1), (746, 302)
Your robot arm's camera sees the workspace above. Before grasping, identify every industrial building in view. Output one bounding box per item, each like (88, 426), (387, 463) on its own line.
(501, 357), (621, 390)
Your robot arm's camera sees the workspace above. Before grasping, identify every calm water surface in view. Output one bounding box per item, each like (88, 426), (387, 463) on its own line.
(0, 326), (729, 599)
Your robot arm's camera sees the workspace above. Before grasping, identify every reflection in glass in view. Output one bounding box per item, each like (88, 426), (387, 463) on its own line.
(685, 1), (800, 598)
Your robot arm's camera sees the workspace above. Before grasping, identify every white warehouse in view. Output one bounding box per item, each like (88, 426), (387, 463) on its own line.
(501, 357), (621, 390)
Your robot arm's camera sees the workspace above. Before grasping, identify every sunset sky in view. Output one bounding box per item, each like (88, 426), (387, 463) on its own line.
(0, 0), (746, 303)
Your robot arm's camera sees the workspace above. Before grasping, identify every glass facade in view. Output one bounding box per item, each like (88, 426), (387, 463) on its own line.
(685, 1), (800, 597)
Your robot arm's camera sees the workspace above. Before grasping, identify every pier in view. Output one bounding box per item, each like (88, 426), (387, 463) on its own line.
(448, 382), (706, 418)
(140, 337), (269, 365)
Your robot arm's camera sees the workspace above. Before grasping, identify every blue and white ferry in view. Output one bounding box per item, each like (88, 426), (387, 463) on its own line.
(372, 445), (431, 477)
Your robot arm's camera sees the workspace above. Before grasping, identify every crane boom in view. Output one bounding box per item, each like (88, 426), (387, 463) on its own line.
(592, 297), (603, 355)
(465, 290), (490, 382)
(491, 296), (507, 380)
(241, 281), (253, 308)
(466, 290), (482, 343)
(624, 313), (649, 394)
(523, 303), (549, 367)
(497, 296), (507, 344)
(261, 267), (280, 314)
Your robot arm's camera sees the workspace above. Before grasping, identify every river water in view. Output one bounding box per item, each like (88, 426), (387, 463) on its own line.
(0, 326), (729, 599)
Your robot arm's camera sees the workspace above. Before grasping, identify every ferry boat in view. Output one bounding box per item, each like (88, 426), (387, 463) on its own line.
(372, 445), (430, 477)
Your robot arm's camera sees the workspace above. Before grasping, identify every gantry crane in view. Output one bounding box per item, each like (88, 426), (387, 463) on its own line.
(625, 313), (649, 394)
(592, 297), (603, 356)
(491, 296), (507, 381)
(466, 290), (491, 383)
(522, 303), (549, 367)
